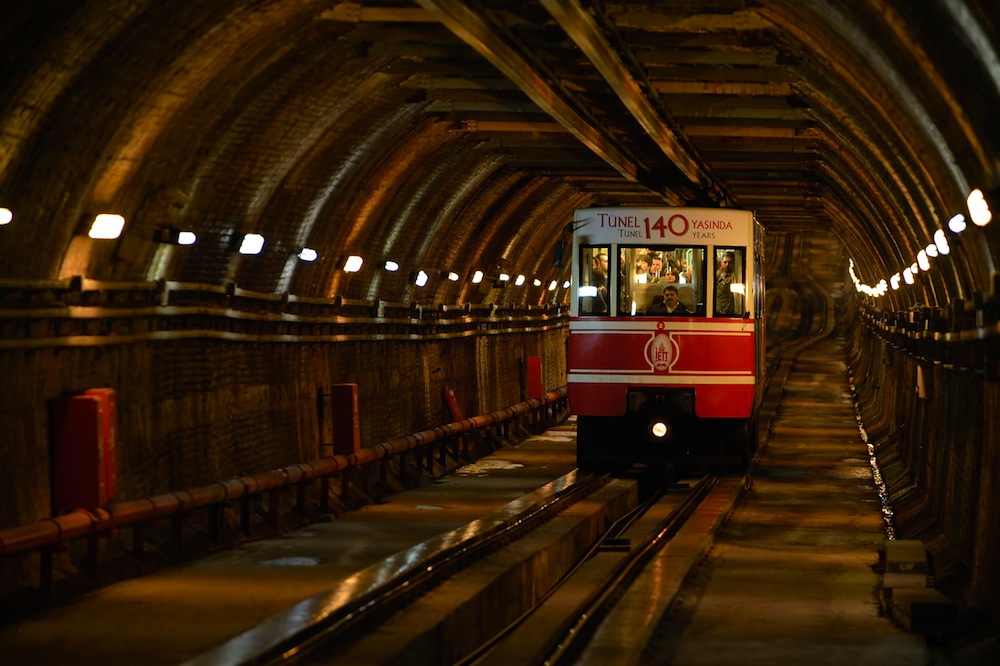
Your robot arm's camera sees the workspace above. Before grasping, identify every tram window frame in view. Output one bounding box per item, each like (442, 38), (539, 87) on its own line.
(618, 245), (706, 316)
(577, 245), (610, 315)
(713, 247), (747, 317)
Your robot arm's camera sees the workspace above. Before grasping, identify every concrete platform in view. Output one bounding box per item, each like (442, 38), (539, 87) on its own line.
(0, 427), (580, 666)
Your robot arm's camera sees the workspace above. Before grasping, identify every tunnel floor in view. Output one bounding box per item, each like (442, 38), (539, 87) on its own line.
(0, 338), (934, 664)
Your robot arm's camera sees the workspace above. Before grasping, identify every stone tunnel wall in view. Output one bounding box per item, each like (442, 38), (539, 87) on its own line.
(845, 310), (1000, 624)
(0, 326), (568, 532)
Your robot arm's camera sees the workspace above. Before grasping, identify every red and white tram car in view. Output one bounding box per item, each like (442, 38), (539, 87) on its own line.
(568, 206), (765, 470)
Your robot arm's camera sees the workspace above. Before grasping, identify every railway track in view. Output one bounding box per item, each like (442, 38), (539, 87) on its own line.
(183, 467), (742, 666)
(471, 474), (742, 666)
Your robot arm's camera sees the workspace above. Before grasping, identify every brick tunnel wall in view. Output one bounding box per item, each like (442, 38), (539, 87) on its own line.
(845, 312), (1000, 623)
(0, 327), (568, 532)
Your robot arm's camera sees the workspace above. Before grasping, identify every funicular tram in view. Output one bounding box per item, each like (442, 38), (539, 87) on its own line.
(567, 207), (765, 471)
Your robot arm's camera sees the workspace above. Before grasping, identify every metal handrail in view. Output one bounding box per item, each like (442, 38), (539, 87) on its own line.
(0, 388), (569, 591)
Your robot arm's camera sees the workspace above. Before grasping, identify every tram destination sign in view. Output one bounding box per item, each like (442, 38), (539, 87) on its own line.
(573, 207), (753, 245)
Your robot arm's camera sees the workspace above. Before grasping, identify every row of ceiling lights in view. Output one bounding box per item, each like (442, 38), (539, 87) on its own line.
(342, 255), (569, 291)
(850, 188), (993, 298)
(0, 210), (571, 291)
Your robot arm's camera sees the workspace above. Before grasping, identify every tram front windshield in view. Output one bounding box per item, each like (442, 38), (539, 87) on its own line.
(618, 245), (706, 316)
(577, 244), (747, 317)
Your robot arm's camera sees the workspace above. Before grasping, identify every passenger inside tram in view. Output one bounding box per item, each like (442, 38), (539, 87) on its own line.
(620, 245), (705, 316)
(714, 248), (746, 316)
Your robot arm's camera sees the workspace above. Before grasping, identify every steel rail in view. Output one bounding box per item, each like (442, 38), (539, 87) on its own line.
(250, 473), (612, 666)
(542, 474), (718, 665)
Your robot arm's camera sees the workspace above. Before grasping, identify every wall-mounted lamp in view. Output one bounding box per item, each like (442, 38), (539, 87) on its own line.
(384, 260), (399, 272)
(472, 270), (484, 284)
(514, 274), (525, 286)
(298, 247), (318, 262)
(89, 213), (125, 239)
(562, 280), (570, 289)
(0, 207), (12, 225)
(447, 271), (460, 281)
(968, 188), (992, 226)
(548, 280), (557, 291)
(934, 229), (950, 255)
(237, 233), (264, 255)
(414, 270), (428, 287)
(916, 249), (930, 271)
(154, 227), (197, 245)
(533, 279), (541, 287)
(343, 254), (363, 271)
(948, 214), (967, 233)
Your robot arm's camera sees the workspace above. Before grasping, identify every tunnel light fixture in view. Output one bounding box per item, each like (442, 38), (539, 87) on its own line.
(472, 270), (484, 284)
(934, 229), (950, 255)
(514, 274), (525, 286)
(297, 247), (318, 262)
(89, 213), (125, 239)
(498, 273), (510, 282)
(562, 280), (570, 289)
(968, 188), (992, 226)
(533, 278), (541, 287)
(238, 233), (264, 255)
(155, 227), (196, 245)
(548, 280), (558, 291)
(384, 260), (399, 272)
(415, 270), (428, 287)
(851, 203), (969, 297)
(447, 272), (459, 282)
(916, 250), (930, 271)
(343, 254), (363, 271)
(0, 207), (11, 225)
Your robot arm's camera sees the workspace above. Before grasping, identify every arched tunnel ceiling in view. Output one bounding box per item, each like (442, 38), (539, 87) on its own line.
(0, 1), (997, 308)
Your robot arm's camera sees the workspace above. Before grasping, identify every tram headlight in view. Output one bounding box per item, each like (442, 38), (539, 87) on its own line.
(650, 421), (669, 439)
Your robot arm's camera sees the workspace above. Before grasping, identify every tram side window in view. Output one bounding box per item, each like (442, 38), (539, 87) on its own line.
(578, 245), (609, 315)
(714, 248), (746, 316)
(619, 245), (706, 316)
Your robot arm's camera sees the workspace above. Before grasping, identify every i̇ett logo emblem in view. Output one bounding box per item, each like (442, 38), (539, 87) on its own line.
(644, 330), (677, 372)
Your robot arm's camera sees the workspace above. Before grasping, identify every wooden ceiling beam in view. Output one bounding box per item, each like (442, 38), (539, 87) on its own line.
(539, 0), (709, 188)
(416, 0), (685, 203)
(653, 81), (796, 95)
(318, 3), (436, 23)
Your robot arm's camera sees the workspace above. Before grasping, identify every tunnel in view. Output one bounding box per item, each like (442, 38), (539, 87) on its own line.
(1, 0), (998, 643)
